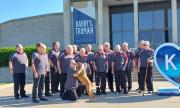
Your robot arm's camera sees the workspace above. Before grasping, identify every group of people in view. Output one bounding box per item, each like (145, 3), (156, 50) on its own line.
(8, 40), (154, 103)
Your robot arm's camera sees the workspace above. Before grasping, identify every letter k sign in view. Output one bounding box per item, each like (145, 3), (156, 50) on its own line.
(165, 54), (177, 71)
(154, 43), (180, 87)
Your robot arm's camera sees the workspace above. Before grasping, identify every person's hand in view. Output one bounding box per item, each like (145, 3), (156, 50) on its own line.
(9, 68), (13, 75)
(58, 68), (62, 74)
(111, 70), (114, 75)
(34, 73), (38, 78)
(73, 73), (78, 77)
(122, 67), (126, 71)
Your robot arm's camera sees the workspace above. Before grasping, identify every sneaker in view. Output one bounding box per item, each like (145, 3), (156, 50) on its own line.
(138, 90), (143, 93)
(21, 95), (29, 98)
(40, 97), (48, 101)
(32, 98), (40, 103)
(101, 91), (107, 95)
(115, 91), (120, 94)
(95, 91), (101, 95)
(148, 91), (153, 94)
(15, 96), (21, 100)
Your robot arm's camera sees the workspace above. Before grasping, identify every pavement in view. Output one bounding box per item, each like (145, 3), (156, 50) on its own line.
(0, 81), (180, 108)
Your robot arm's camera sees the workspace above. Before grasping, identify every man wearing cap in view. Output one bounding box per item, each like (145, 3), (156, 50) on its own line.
(112, 45), (128, 94)
(32, 43), (48, 103)
(48, 41), (60, 94)
(122, 42), (135, 92)
(103, 42), (114, 93)
(9, 44), (29, 99)
(138, 41), (154, 93)
(93, 45), (108, 95)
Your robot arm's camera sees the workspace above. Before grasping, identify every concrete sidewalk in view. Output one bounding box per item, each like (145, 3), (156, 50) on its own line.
(0, 81), (180, 108)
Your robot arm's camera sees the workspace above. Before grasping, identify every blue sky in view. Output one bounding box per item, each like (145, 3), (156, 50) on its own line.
(0, 0), (63, 23)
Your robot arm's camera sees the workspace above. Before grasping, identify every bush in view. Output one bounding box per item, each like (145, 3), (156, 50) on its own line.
(0, 46), (50, 67)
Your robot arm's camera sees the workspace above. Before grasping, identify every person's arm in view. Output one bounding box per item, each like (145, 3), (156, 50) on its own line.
(57, 60), (62, 74)
(111, 61), (114, 75)
(31, 58), (38, 78)
(25, 54), (29, 68)
(9, 61), (13, 75)
(122, 52), (128, 71)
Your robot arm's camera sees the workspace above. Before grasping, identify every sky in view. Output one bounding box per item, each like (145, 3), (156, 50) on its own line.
(0, 0), (63, 23)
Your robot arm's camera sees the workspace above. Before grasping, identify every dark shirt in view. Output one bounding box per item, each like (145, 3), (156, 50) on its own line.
(113, 52), (128, 71)
(94, 52), (108, 72)
(125, 51), (135, 70)
(139, 49), (154, 68)
(9, 52), (28, 73)
(74, 54), (91, 75)
(105, 50), (114, 69)
(58, 53), (74, 73)
(48, 49), (60, 67)
(65, 67), (78, 90)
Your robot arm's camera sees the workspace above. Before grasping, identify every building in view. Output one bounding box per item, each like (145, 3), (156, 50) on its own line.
(0, 0), (180, 49)
(64, 0), (180, 48)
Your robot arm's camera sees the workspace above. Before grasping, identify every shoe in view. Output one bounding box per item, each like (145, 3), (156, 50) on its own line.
(124, 91), (128, 94)
(95, 91), (101, 95)
(45, 93), (53, 97)
(115, 91), (120, 94)
(128, 89), (131, 92)
(138, 90), (143, 93)
(101, 91), (107, 95)
(15, 96), (21, 100)
(148, 91), (153, 94)
(32, 98), (40, 103)
(135, 88), (140, 91)
(40, 97), (48, 101)
(110, 90), (114, 93)
(21, 95), (29, 98)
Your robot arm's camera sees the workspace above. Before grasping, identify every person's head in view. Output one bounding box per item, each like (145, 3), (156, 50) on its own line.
(115, 45), (121, 52)
(16, 44), (24, 54)
(79, 48), (86, 57)
(98, 45), (104, 53)
(72, 45), (78, 54)
(85, 44), (92, 53)
(36, 42), (44, 54)
(122, 42), (128, 52)
(41, 43), (47, 54)
(66, 45), (73, 55)
(139, 40), (145, 49)
(103, 42), (110, 51)
(52, 41), (60, 51)
(69, 59), (76, 68)
(144, 41), (150, 50)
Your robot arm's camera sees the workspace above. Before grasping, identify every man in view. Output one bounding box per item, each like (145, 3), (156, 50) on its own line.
(32, 43), (48, 103)
(75, 48), (91, 96)
(57, 45), (74, 96)
(85, 44), (94, 82)
(112, 45), (128, 94)
(135, 40), (145, 91)
(93, 45), (108, 95)
(42, 44), (53, 97)
(103, 42), (114, 92)
(9, 44), (29, 99)
(122, 42), (135, 92)
(48, 41), (60, 94)
(138, 41), (154, 93)
(62, 59), (79, 101)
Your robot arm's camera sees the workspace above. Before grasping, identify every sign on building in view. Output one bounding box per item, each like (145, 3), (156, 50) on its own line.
(72, 0), (96, 44)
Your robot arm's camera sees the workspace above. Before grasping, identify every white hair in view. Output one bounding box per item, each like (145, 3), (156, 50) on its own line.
(122, 42), (128, 46)
(144, 41), (150, 45)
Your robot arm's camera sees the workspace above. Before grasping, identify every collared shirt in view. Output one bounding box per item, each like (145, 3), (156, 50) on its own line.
(48, 49), (60, 67)
(74, 54), (91, 75)
(105, 50), (114, 69)
(32, 52), (48, 75)
(139, 49), (154, 68)
(125, 51), (135, 70)
(58, 52), (74, 73)
(112, 52), (128, 71)
(9, 52), (28, 73)
(94, 52), (108, 72)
